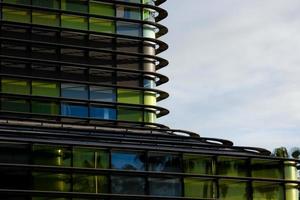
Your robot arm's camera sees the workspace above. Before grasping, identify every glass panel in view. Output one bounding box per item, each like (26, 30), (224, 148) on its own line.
(61, 0), (88, 13)
(219, 180), (248, 200)
(149, 178), (181, 197)
(1, 98), (30, 113)
(117, 21), (142, 37)
(2, 7), (30, 23)
(32, 81), (60, 97)
(73, 174), (108, 193)
(117, 72), (140, 86)
(32, 145), (71, 166)
(119, 0), (141, 3)
(253, 182), (284, 200)
(89, 2), (114, 17)
(32, 101), (59, 115)
(90, 106), (116, 120)
(32, 11), (59, 27)
(183, 154), (214, 174)
(73, 148), (109, 169)
(33, 172), (71, 192)
(90, 86), (115, 102)
(217, 156), (248, 177)
(148, 152), (181, 172)
(61, 103), (88, 118)
(61, 83), (88, 100)
(117, 89), (143, 104)
(144, 111), (156, 123)
(111, 151), (145, 171)
(1, 78), (30, 95)
(144, 91), (156, 105)
(251, 159), (283, 179)
(184, 178), (215, 198)
(0, 143), (30, 164)
(111, 176), (145, 195)
(116, 6), (141, 20)
(61, 15), (88, 30)
(3, 0), (30, 4)
(117, 108), (143, 122)
(32, 0), (59, 8)
(144, 78), (156, 88)
(0, 167), (30, 190)
(89, 18), (115, 33)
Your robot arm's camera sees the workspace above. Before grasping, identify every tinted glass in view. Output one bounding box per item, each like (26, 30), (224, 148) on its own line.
(184, 178), (215, 198)
(90, 86), (115, 102)
(33, 172), (71, 192)
(117, 89), (143, 104)
(183, 154), (214, 174)
(32, 101), (59, 115)
(117, 6), (141, 20)
(1, 78), (30, 95)
(73, 148), (109, 169)
(148, 153), (181, 172)
(219, 180), (248, 200)
(111, 176), (145, 195)
(0, 143), (30, 164)
(111, 151), (145, 170)
(32, 81), (60, 97)
(251, 159), (283, 179)
(32, 145), (71, 166)
(117, 22), (142, 37)
(73, 174), (108, 193)
(90, 106), (116, 120)
(61, 103), (88, 118)
(149, 178), (181, 197)
(61, 83), (88, 100)
(217, 157), (248, 177)
(117, 108), (143, 122)
(1, 98), (30, 113)
(253, 182), (284, 200)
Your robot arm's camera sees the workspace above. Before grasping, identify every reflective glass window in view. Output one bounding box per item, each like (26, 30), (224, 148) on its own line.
(89, 2), (114, 17)
(73, 148), (109, 169)
(111, 176), (145, 195)
(217, 156), (248, 177)
(117, 89), (143, 104)
(144, 110), (156, 123)
(0, 143), (30, 164)
(32, 101), (59, 115)
(90, 106), (116, 120)
(143, 24), (156, 38)
(117, 22), (142, 37)
(253, 182), (284, 200)
(148, 152), (181, 172)
(61, 15), (88, 30)
(144, 78), (156, 88)
(61, 103), (88, 118)
(32, 81), (60, 97)
(32, 172), (71, 192)
(73, 174), (108, 193)
(90, 86), (115, 102)
(1, 98), (30, 113)
(251, 159), (283, 179)
(32, 11), (59, 27)
(32, 145), (71, 166)
(32, 0), (59, 8)
(184, 178), (215, 198)
(117, 6), (141, 20)
(183, 154), (214, 174)
(61, 83), (88, 100)
(111, 151), (145, 170)
(219, 180), (249, 200)
(117, 107), (143, 122)
(144, 91), (156, 105)
(2, 7), (30, 23)
(1, 78), (30, 95)
(89, 18), (116, 33)
(149, 178), (181, 197)
(61, 0), (88, 13)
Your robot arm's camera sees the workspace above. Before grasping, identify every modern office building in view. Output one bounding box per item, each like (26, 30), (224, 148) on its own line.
(0, 0), (299, 199)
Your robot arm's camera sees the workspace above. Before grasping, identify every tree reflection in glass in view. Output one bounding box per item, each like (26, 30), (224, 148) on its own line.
(111, 151), (145, 171)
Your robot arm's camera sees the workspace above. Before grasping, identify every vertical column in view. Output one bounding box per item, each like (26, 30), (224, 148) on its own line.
(284, 161), (299, 200)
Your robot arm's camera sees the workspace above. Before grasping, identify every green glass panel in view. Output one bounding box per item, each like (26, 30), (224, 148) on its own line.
(73, 174), (108, 193)
(33, 172), (71, 192)
(32, 145), (71, 166)
(144, 111), (156, 123)
(2, 7), (30, 23)
(1, 78), (30, 95)
(32, 0), (59, 8)
(61, 14), (88, 30)
(253, 182), (284, 200)
(61, 0), (88, 13)
(89, 2), (114, 16)
(89, 18), (115, 33)
(118, 89), (143, 104)
(144, 91), (156, 105)
(3, 0), (29, 4)
(184, 178), (215, 198)
(1, 98), (29, 113)
(183, 154), (214, 174)
(219, 180), (248, 200)
(32, 11), (59, 27)
(32, 81), (60, 97)
(73, 148), (109, 169)
(217, 156), (248, 177)
(32, 101), (59, 115)
(251, 159), (283, 179)
(118, 108), (143, 122)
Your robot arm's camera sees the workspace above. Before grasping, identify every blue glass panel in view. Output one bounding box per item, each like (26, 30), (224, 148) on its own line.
(117, 22), (142, 37)
(148, 153), (181, 172)
(111, 151), (145, 170)
(149, 178), (182, 197)
(90, 107), (116, 120)
(111, 176), (145, 195)
(90, 86), (115, 102)
(61, 83), (88, 100)
(143, 78), (156, 88)
(61, 103), (88, 118)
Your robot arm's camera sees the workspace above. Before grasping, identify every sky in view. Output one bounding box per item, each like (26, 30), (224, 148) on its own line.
(157, 0), (300, 151)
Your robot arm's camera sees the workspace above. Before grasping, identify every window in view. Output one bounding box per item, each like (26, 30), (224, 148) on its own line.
(117, 6), (141, 20)
(219, 180), (248, 200)
(144, 110), (156, 123)
(117, 107), (143, 122)
(32, 81), (60, 97)
(0, 143), (30, 164)
(90, 106), (116, 120)
(117, 22), (142, 37)
(1, 78), (30, 95)
(111, 151), (145, 171)
(73, 174), (108, 193)
(252, 182), (284, 200)
(217, 156), (248, 177)
(251, 159), (283, 179)
(32, 172), (71, 192)
(143, 24), (156, 38)
(111, 176), (145, 195)
(144, 91), (156, 105)
(32, 0), (59, 8)
(32, 11), (59, 27)
(149, 178), (181, 197)
(89, 18), (115, 33)
(144, 78), (156, 88)
(183, 154), (214, 174)
(148, 153), (181, 172)
(2, 7), (30, 23)
(117, 72), (140, 86)
(61, 103), (88, 118)
(184, 178), (215, 198)
(61, 0), (88, 13)
(117, 89), (143, 104)
(61, 83), (88, 100)
(32, 101), (59, 115)
(73, 148), (109, 169)
(32, 145), (71, 166)
(61, 15), (88, 30)
(1, 98), (30, 113)
(0, 167), (30, 190)
(89, 2), (114, 17)
(3, 0), (30, 4)
(90, 86), (115, 102)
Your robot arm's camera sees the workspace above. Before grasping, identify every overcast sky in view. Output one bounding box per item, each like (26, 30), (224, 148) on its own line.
(157, 0), (300, 151)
